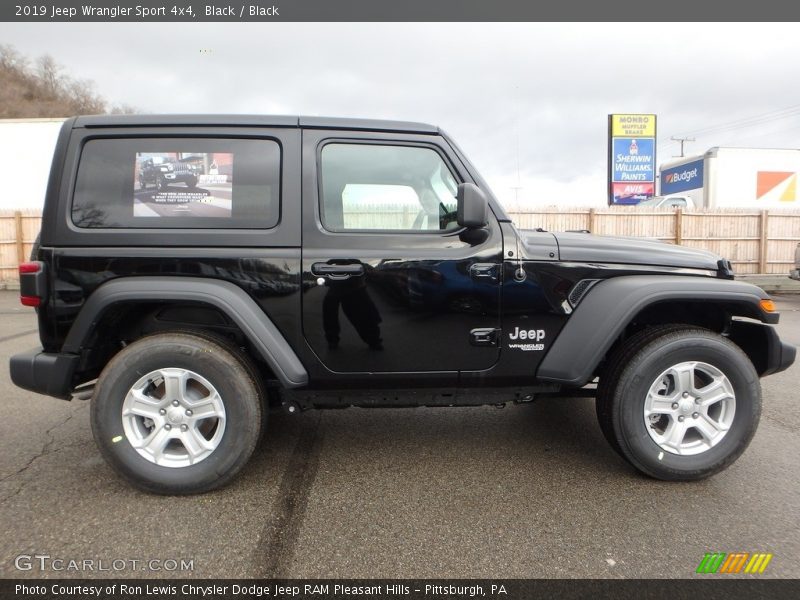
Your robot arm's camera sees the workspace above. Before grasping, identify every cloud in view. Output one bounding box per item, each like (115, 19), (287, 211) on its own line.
(4, 22), (800, 207)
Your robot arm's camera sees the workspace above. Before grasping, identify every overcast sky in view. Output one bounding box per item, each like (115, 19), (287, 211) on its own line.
(4, 22), (800, 208)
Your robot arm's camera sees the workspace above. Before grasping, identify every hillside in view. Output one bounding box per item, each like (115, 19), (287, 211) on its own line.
(0, 44), (132, 118)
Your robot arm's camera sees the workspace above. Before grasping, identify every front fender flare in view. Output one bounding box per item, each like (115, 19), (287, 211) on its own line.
(536, 275), (775, 387)
(62, 276), (308, 388)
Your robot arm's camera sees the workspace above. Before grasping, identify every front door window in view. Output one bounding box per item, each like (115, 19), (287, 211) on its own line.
(320, 143), (459, 232)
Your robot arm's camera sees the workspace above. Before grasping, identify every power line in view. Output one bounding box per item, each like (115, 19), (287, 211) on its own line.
(657, 103), (800, 159)
(663, 103), (800, 141)
(713, 121), (800, 147)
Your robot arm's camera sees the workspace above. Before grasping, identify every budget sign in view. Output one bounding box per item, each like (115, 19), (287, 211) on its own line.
(661, 159), (704, 194)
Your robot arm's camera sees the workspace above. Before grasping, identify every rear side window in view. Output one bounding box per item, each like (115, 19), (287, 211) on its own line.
(72, 138), (280, 229)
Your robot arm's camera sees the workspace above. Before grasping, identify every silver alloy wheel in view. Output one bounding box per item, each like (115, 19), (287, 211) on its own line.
(121, 368), (226, 467)
(643, 361), (736, 456)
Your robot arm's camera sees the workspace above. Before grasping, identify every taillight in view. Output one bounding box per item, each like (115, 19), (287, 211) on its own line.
(19, 261), (44, 307)
(19, 262), (40, 274)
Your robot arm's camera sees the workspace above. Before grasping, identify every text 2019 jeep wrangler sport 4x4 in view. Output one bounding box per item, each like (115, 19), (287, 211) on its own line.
(10, 115), (796, 494)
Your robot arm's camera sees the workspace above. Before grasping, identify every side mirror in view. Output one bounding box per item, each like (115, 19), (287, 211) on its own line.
(457, 183), (489, 228)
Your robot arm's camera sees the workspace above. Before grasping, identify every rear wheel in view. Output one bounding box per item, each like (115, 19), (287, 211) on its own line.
(596, 327), (760, 480)
(91, 332), (263, 494)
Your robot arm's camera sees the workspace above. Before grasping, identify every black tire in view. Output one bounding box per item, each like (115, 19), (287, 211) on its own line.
(156, 175), (167, 192)
(596, 324), (692, 456)
(91, 332), (263, 494)
(597, 327), (761, 481)
(187, 175), (198, 189)
(169, 328), (270, 445)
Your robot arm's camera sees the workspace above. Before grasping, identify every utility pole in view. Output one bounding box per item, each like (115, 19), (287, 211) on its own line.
(671, 136), (696, 157)
(510, 186), (523, 207)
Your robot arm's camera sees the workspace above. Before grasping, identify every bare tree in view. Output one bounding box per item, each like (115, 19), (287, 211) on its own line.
(109, 103), (137, 115)
(65, 78), (105, 114)
(0, 44), (136, 118)
(0, 44), (26, 71)
(36, 54), (62, 99)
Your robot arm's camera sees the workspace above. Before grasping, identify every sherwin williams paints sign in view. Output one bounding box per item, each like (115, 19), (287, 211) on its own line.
(608, 114), (657, 205)
(611, 138), (655, 182)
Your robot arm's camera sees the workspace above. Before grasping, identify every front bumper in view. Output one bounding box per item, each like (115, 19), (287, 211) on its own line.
(728, 321), (796, 376)
(772, 339), (798, 375)
(9, 348), (79, 400)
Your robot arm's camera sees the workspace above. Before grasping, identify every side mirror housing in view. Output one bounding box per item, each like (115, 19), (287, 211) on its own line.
(457, 183), (489, 228)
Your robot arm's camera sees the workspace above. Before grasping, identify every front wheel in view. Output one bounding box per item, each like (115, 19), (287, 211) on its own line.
(91, 332), (263, 494)
(596, 327), (761, 480)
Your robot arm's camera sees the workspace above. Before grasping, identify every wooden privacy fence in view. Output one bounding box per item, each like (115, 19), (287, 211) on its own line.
(1, 207), (799, 281)
(508, 207), (800, 275)
(1, 210), (41, 282)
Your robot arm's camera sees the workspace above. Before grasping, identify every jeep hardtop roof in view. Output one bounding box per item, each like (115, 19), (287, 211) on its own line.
(73, 114), (440, 134)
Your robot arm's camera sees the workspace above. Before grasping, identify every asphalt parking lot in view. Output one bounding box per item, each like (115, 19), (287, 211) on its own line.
(0, 291), (798, 579)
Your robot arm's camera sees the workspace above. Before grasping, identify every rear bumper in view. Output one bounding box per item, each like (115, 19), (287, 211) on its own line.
(9, 348), (79, 400)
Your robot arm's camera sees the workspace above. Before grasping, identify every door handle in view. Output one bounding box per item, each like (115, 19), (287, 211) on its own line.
(469, 263), (499, 283)
(470, 327), (500, 347)
(311, 262), (365, 278)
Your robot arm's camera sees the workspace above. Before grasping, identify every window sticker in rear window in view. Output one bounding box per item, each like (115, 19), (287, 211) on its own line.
(72, 137), (280, 229)
(134, 152), (233, 218)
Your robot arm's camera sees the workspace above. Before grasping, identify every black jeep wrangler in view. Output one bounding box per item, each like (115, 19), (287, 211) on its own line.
(10, 115), (796, 494)
(138, 155), (199, 191)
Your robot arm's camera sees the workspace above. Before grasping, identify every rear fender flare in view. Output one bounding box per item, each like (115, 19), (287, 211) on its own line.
(62, 276), (308, 388)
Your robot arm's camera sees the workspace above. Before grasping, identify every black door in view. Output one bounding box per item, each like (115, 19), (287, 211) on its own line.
(301, 130), (503, 383)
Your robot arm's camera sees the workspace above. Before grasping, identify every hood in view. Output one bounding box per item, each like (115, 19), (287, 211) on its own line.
(527, 231), (723, 272)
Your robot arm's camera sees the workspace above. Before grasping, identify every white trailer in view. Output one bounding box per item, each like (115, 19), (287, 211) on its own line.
(0, 118), (65, 211)
(659, 147), (800, 209)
